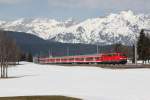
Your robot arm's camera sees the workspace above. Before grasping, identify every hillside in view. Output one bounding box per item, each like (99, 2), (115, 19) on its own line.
(4, 31), (115, 56)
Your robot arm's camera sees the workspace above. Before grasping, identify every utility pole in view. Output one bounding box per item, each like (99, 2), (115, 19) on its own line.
(97, 44), (99, 54)
(49, 48), (50, 57)
(134, 32), (139, 65)
(67, 47), (69, 56)
(49, 48), (52, 57)
(113, 32), (115, 52)
(134, 40), (137, 65)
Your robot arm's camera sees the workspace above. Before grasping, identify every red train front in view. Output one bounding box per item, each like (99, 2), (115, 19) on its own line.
(100, 53), (127, 64)
(36, 52), (127, 64)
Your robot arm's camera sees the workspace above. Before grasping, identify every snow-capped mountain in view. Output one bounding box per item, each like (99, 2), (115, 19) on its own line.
(0, 10), (150, 45)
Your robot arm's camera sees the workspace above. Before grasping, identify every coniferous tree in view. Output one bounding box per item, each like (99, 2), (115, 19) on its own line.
(137, 29), (150, 63)
(132, 45), (135, 63)
(137, 29), (145, 61)
(27, 53), (33, 62)
(20, 53), (26, 61)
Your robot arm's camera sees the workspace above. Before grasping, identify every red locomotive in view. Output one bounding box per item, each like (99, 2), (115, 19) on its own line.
(35, 52), (127, 64)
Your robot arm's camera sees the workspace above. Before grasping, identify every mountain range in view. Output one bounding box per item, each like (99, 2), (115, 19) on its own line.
(0, 10), (150, 45)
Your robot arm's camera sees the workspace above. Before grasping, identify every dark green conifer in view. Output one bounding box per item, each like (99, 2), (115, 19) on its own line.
(137, 29), (150, 62)
(27, 53), (33, 62)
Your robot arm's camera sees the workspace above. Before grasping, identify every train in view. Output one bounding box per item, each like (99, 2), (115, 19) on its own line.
(34, 52), (128, 64)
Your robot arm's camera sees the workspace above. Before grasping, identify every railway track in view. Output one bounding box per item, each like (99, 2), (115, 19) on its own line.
(57, 64), (150, 69)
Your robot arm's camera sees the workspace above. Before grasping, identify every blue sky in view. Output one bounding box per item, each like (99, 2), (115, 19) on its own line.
(0, 0), (149, 20)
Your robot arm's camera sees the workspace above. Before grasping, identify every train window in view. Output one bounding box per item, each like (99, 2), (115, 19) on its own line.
(61, 59), (65, 61)
(75, 58), (84, 61)
(56, 59), (60, 61)
(69, 58), (74, 60)
(75, 58), (79, 60)
(80, 58), (84, 61)
(49, 59), (52, 61)
(95, 57), (100, 60)
(86, 57), (93, 61)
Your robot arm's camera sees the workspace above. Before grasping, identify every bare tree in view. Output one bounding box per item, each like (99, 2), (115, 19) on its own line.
(0, 31), (20, 78)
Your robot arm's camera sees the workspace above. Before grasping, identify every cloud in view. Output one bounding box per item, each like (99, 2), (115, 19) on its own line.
(0, 0), (29, 4)
(48, 0), (99, 8)
(48, 0), (149, 10)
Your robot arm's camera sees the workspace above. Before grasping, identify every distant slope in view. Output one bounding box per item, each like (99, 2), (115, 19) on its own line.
(4, 31), (114, 56)
(5, 31), (51, 56)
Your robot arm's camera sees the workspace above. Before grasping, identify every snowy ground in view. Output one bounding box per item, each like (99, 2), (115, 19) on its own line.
(0, 62), (150, 100)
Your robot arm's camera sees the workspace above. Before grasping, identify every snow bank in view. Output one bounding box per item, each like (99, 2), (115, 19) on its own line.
(0, 62), (150, 100)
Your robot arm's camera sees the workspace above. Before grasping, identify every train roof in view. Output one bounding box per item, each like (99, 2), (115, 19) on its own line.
(41, 52), (124, 59)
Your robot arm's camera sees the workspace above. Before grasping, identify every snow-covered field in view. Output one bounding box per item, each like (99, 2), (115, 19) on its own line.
(0, 62), (150, 100)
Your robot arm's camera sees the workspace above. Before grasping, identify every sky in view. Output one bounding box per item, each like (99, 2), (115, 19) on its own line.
(0, 0), (149, 21)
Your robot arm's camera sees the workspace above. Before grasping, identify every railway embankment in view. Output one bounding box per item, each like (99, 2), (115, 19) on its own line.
(99, 64), (150, 69)
(57, 63), (150, 69)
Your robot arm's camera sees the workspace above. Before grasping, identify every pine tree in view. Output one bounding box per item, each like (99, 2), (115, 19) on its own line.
(132, 45), (135, 63)
(27, 53), (33, 62)
(137, 29), (150, 63)
(20, 53), (26, 61)
(137, 29), (144, 60)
